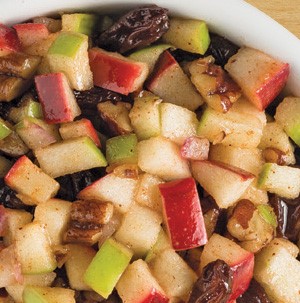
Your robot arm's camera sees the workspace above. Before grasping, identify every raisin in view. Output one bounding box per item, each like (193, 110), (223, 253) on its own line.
(205, 33), (239, 67)
(169, 48), (203, 63)
(96, 5), (169, 54)
(188, 259), (233, 303)
(237, 279), (271, 303)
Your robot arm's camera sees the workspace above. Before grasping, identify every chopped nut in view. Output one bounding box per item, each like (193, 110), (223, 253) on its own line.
(262, 147), (288, 165)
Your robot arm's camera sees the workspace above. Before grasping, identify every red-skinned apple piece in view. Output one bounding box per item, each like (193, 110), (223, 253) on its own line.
(88, 47), (149, 95)
(13, 23), (49, 47)
(225, 47), (289, 111)
(35, 72), (81, 124)
(201, 234), (254, 301)
(159, 177), (207, 250)
(0, 24), (21, 55)
(146, 50), (203, 111)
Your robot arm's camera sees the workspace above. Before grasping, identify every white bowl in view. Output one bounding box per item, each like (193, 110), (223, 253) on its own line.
(2, 0), (300, 96)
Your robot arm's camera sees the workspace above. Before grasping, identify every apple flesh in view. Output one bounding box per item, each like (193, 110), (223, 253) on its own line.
(225, 47), (289, 111)
(89, 47), (149, 95)
(0, 118), (12, 140)
(201, 233), (254, 301)
(62, 13), (98, 36)
(83, 238), (133, 299)
(0, 23), (21, 55)
(13, 23), (49, 47)
(116, 259), (169, 303)
(146, 50), (203, 111)
(35, 72), (81, 124)
(181, 136), (210, 161)
(159, 177), (207, 250)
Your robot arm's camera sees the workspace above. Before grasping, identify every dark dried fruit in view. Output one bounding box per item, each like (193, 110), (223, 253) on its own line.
(96, 5), (169, 53)
(169, 48), (203, 63)
(205, 33), (239, 67)
(237, 279), (271, 303)
(188, 259), (233, 303)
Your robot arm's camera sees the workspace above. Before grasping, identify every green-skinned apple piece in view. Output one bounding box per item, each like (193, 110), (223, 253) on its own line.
(254, 239), (300, 303)
(162, 18), (210, 55)
(129, 44), (172, 73)
(62, 13), (98, 36)
(15, 117), (60, 150)
(106, 133), (138, 166)
(257, 163), (300, 199)
(129, 91), (161, 140)
(23, 286), (75, 303)
(83, 238), (133, 298)
(0, 118), (12, 140)
(34, 136), (107, 178)
(275, 96), (300, 146)
(4, 155), (59, 205)
(15, 221), (57, 274)
(47, 32), (93, 91)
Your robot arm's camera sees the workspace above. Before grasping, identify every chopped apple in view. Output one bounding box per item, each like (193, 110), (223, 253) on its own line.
(137, 136), (191, 181)
(47, 32), (93, 91)
(34, 198), (72, 246)
(160, 102), (198, 145)
(34, 136), (107, 178)
(83, 238), (133, 299)
(129, 91), (162, 140)
(149, 248), (197, 300)
(0, 118), (12, 140)
(106, 134), (138, 166)
(4, 155), (60, 205)
(257, 163), (300, 199)
(146, 50), (203, 111)
(201, 233), (254, 301)
(0, 23), (21, 55)
(254, 239), (300, 303)
(23, 286), (75, 303)
(77, 173), (138, 213)
(162, 18), (210, 54)
(116, 259), (169, 303)
(129, 44), (171, 73)
(35, 72), (81, 124)
(274, 96), (300, 146)
(115, 204), (162, 257)
(180, 136), (210, 161)
(32, 17), (61, 33)
(62, 13), (98, 36)
(15, 117), (60, 150)
(59, 118), (100, 147)
(13, 23), (49, 47)
(15, 221), (57, 274)
(225, 47), (289, 111)
(191, 160), (255, 208)
(159, 178), (207, 250)
(97, 101), (133, 136)
(0, 75), (31, 102)
(89, 47), (149, 95)
(65, 244), (96, 291)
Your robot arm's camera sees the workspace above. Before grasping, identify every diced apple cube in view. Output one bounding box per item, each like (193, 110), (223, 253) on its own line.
(62, 13), (98, 36)
(225, 47), (289, 111)
(0, 23), (21, 55)
(84, 238), (132, 298)
(34, 136), (107, 178)
(149, 248), (197, 300)
(147, 50), (203, 111)
(160, 103), (198, 145)
(138, 136), (191, 181)
(116, 259), (169, 303)
(159, 178), (207, 250)
(4, 155), (59, 205)
(115, 204), (162, 257)
(35, 72), (81, 124)
(59, 118), (100, 147)
(192, 160), (255, 208)
(89, 47), (149, 95)
(47, 32), (93, 91)
(78, 173), (137, 213)
(34, 198), (72, 246)
(180, 136), (210, 161)
(15, 221), (57, 274)
(257, 163), (300, 199)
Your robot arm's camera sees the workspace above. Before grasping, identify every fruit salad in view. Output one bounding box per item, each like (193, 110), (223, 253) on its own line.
(0, 4), (300, 303)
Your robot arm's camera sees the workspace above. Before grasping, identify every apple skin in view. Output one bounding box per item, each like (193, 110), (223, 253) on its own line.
(0, 24), (21, 55)
(89, 47), (149, 95)
(35, 72), (81, 124)
(159, 177), (207, 250)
